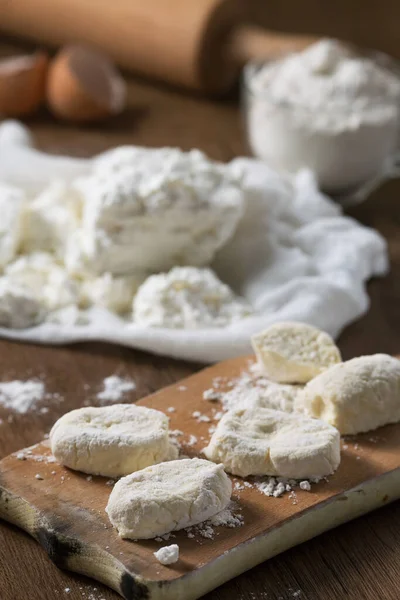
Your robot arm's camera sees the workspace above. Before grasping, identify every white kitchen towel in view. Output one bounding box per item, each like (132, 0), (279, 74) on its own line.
(0, 120), (388, 363)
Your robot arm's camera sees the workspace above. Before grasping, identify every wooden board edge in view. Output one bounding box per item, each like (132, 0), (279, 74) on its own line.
(1, 469), (399, 600)
(150, 468), (399, 600)
(0, 485), (150, 600)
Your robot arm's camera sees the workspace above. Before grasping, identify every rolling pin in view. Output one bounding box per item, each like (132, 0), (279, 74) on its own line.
(0, 0), (315, 94)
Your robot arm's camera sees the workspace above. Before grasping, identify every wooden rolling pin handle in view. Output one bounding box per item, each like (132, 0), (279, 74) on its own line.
(227, 26), (317, 67)
(0, 0), (316, 95)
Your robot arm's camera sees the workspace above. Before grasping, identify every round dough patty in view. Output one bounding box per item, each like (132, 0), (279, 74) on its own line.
(203, 407), (340, 479)
(299, 354), (400, 434)
(50, 404), (178, 477)
(251, 321), (342, 384)
(106, 458), (232, 539)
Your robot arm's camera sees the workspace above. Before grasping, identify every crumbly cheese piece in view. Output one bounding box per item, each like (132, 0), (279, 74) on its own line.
(0, 183), (25, 269)
(5, 252), (79, 311)
(72, 147), (245, 275)
(251, 322), (342, 383)
(133, 267), (252, 328)
(299, 354), (400, 434)
(0, 278), (44, 328)
(20, 181), (79, 258)
(80, 273), (144, 313)
(203, 407), (340, 478)
(106, 458), (232, 539)
(153, 544), (179, 565)
(50, 404), (178, 477)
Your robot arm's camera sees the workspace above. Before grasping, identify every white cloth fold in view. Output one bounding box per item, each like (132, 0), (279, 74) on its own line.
(0, 121), (388, 362)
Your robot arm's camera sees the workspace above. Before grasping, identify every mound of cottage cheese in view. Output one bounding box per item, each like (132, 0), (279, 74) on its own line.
(0, 147), (251, 330)
(69, 147), (245, 275)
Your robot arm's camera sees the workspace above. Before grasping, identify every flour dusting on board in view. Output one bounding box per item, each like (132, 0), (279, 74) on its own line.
(203, 367), (303, 414)
(185, 502), (244, 540)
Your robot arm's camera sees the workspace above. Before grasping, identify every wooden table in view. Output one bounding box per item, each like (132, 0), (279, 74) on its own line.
(0, 39), (400, 600)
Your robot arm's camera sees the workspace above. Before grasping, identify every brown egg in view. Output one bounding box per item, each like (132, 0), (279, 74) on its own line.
(0, 51), (48, 118)
(46, 44), (127, 123)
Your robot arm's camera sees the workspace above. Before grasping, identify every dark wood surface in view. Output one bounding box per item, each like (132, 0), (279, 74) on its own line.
(0, 36), (400, 600)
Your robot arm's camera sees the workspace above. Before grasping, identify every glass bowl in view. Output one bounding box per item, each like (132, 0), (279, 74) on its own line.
(242, 41), (400, 204)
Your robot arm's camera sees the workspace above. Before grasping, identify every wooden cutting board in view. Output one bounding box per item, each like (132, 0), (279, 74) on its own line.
(0, 355), (399, 600)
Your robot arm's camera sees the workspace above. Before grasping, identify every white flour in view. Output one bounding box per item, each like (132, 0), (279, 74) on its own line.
(246, 38), (400, 192)
(96, 375), (136, 403)
(0, 379), (46, 413)
(185, 502), (244, 540)
(203, 368), (303, 414)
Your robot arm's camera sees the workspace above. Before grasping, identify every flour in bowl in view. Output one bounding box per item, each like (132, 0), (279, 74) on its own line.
(246, 38), (400, 191)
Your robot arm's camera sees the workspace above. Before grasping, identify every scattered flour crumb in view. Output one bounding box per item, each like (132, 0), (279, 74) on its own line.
(209, 508), (244, 528)
(203, 388), (221, 401)
(178, 385), (187, 391)
(203, 369), (303, 416)
(184, 502), (243, 540)
(300, 480), (311, 491)
(154, 544), (179, 565)
(167, 407), (176, 413)
(35, 473), (43, 480)
(169, 429), (183, 437)
(186, 434), (198, 446)
(16, 452), (26, 460)
(192, 411), (211, 422)
(97, 375), (136, 404)
(198, 414), (211, 422)
(255, 476), (313, 498)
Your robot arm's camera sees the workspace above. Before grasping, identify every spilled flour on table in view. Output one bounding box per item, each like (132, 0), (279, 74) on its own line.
(0, 379), (61, 414)
(96, 375), (136, 404)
